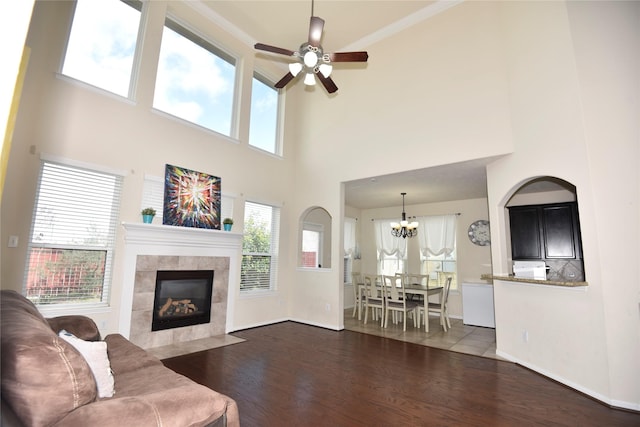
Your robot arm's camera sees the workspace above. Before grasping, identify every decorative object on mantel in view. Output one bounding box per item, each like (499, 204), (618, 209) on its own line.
(141, 207), (156, 224)
(468, 220), (491, 246)
(163, 164), (221, 230)
(222, 217), (233, 231)
(391, 192), (418, 238)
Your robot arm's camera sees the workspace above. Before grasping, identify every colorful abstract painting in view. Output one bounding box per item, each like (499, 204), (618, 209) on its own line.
(163, 164), (221, 229)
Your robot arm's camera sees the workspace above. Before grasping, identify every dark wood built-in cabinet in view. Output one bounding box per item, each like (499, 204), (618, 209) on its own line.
(508, 202), (585, 281)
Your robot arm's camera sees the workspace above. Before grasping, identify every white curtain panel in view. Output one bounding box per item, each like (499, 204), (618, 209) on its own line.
(374, 219), (407, 258)
(344, 217), (357, 255)
(417, 214), (457, 257)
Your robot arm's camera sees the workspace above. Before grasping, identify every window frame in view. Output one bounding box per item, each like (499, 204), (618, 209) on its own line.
(152, 13), (239, 138)
(379, 250), (406, 277)
(420, 250), (458, 291)
(60, 0), (144, 99)
(240, 200), (280, 294)
(249, 71), (282, 156)
(23, 156), (124, 313)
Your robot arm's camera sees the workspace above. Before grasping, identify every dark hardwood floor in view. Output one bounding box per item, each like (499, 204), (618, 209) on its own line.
(162, 322), (639, 426)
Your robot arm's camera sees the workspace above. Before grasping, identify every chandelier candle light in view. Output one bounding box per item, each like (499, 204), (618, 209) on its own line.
(391, 193), (418, 238)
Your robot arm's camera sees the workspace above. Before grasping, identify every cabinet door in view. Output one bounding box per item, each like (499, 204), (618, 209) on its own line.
(509, 207), (542, 259)
(542, 204), (576, 258)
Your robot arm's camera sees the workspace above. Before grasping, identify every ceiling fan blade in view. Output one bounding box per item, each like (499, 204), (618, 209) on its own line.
(317, 73), (338, 94)
(255, 43), (295, 57)
(308, 16), (325, 46)
(328, 51), (369, 62)
(275, 72), (296, 89)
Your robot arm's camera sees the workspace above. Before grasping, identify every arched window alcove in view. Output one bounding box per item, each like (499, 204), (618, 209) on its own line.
(503, 176), (585, 282)
(299, 207), (332, 269)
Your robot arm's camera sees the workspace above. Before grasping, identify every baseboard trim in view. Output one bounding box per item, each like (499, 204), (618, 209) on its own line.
(495, 350), (639, 412)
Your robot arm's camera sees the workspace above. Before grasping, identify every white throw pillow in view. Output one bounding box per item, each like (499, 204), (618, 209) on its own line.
(59, 330), (115, 398)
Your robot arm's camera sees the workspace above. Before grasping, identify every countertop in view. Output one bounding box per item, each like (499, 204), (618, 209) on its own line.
(480, 274), (588, 287)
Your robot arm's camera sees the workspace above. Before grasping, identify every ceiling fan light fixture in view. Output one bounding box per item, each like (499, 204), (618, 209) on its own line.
(303, 50), (318, 68)
(289, 62), (303, 76)
(318, 63), (332, 77)
(304, 72), (316, 86)
(253, 1), (368, 94)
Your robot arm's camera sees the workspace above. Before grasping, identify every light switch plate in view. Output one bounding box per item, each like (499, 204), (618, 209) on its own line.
(8, 236), (18, 248)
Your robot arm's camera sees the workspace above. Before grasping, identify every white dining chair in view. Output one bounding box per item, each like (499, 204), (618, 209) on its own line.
(351, 272), (363, 319)
(382, 275), (419, 331)
(363, 274), (384, 327)
(418, 276), (452, 332)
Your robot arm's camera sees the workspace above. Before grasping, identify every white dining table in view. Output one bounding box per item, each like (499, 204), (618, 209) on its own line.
(403, 283), (443, 332)
(357, 280), (443, 332)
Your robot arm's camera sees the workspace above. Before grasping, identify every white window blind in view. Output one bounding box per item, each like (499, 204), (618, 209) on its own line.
(141, 174), (164, 223)
(23, 160), (123, 305)
(241, 201), (280, 292)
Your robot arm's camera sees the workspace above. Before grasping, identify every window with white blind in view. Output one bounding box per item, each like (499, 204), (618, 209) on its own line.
(241, 201), (280, 292)
(61, 0), (143, 98)
(249, 72), (280, 155)
(23, 159), (123, 306)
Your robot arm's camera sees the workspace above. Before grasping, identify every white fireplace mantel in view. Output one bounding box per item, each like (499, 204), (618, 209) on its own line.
(122, 222), (243, 248)
(119, 222), (242, 338)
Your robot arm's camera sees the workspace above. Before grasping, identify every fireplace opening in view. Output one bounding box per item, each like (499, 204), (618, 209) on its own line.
(152, 270), (213, 331)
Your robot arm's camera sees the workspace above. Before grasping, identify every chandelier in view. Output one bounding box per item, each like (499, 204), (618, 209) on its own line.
(391, 192), (418, 238)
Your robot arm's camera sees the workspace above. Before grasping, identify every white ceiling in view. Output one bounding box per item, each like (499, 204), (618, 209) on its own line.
(198, 1), (562, 210)
(199, 1), (444, 53)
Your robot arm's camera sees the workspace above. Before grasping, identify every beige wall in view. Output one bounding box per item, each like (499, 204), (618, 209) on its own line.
(2, 0), (638, 409)
(485, 1), (639, 409)
(0, 1), (34, 198)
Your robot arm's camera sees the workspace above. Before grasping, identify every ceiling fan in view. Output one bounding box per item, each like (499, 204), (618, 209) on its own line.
(254, 1), (368, 94)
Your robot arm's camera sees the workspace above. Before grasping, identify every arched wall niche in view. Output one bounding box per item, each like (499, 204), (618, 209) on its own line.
(500, 176), (585, 281)
(299, 206), (332, 269)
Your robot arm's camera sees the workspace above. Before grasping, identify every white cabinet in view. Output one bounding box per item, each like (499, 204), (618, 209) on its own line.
(462, 282), (495, 328)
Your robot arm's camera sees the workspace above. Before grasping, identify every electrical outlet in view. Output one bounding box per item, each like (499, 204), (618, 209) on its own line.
(522, 330), (529, 343)
(325, 303), (331, 312)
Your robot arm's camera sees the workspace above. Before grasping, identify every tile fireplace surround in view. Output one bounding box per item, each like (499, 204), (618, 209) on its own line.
(120, 222), (242, 350)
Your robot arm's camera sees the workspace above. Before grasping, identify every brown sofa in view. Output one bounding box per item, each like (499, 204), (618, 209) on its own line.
(0, 290), (239, 427)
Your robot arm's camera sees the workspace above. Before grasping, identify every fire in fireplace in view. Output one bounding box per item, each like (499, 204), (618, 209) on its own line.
(152, 270), (213, 331)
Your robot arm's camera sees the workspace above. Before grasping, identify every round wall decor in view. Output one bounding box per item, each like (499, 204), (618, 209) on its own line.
(468, 220), (490, 246)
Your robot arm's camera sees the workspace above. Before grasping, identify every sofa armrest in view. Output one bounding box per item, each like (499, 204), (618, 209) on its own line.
(47, 315), (101, 341)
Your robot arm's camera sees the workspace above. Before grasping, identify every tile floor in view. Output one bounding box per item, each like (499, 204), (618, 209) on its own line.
(147, 334), (245, 360)
(343, 308), (503, 360)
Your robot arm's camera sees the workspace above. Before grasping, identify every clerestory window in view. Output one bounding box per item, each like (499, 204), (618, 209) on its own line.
(61, 0), (142, 97)
(153, 16), (236, 136)
(249, 73), (280, 155)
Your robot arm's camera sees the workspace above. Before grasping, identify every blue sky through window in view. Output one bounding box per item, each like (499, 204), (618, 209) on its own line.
(153, 23), (235, 136)
(249, 77), (278, 153)
(62, 0), (279, 150)
(62, 0), (140, 97)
